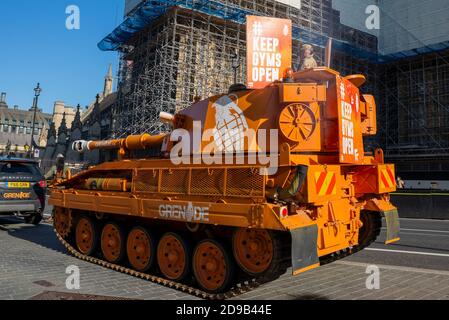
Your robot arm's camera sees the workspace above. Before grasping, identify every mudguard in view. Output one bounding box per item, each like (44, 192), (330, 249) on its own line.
(384, 209), (400, 244)
(290, 224), (320, 275)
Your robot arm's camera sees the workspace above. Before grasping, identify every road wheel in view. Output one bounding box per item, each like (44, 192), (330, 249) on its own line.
(75, 216), (99, 256)
(358, 211), (382, 249)
(232, 228), (275, 276)
(193, 239), (235, 294)
(54, 208), (72, 237)
(25, 212), (42, 225)
(101, 222), (126, 263)
(157, 233), (190, 281)
(127, 227), (156, 272)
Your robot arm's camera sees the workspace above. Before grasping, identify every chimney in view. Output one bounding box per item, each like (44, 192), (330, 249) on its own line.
(0, 92), (5, 103)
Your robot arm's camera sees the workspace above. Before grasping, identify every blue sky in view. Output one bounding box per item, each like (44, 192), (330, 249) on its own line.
(0, 0), (124, 114)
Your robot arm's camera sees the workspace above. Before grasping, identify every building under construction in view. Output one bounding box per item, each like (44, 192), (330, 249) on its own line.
(376, 48), (449, 184)
(98, 0), (449, 185)
(99, 0), (378, 137)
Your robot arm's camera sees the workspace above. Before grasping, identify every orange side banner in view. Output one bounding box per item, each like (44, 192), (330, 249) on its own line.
(338, 78), (364, 164)
(246, 15), (292, 89)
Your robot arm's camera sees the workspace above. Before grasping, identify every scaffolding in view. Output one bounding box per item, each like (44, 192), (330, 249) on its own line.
(110, 0), (378, 137)
(378, 49), (449, 163)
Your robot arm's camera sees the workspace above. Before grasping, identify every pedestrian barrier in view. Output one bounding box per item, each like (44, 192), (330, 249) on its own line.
(391, 190), (449, 220)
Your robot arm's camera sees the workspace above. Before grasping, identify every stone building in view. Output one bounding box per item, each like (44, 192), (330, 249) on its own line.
(0, 92), (52, 157)
(52, 101), (77, 134)
(41, 65), (117, 174)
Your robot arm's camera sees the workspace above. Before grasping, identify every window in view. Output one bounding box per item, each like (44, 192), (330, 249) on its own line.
(0, 162), (41, 175)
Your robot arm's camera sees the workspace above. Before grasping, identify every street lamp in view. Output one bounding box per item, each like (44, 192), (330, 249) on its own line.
(231, 53), (240, 84)
(30, 83), (42, 158)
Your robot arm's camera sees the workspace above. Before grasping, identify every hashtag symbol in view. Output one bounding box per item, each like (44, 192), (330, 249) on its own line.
(252, 22), (263, 36)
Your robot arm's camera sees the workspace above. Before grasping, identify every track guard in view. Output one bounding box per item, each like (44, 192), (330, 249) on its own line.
(290, 224), (320, 275)
(384, 209), (400, 244)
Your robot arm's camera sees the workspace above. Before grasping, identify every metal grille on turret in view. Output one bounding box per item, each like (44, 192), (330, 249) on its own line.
(191, 169), (225, 196)
(134, 170), (159, 192)
(161, 169), (189, 194)
(134, 167), (265, 198)
(226, 168), (265, 197)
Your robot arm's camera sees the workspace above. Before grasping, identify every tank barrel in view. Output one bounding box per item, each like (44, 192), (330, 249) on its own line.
(72, 133), (167, 154)
(124, 134), (167, 150)
(159, 112), (175, 126)
(72, 139), (122, 153)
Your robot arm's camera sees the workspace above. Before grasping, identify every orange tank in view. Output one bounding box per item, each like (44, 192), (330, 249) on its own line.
(49, 67), (400, 297)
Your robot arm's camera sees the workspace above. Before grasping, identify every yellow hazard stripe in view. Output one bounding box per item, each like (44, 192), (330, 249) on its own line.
(384, 169), (395, 188)
(380, 169), (395, 189)
(314, 172), (337, 197)
(319, 173), (334, 196)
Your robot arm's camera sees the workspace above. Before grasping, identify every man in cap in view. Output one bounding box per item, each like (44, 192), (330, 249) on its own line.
(44, 154), (69, 182)
(300, 44), (318, 70)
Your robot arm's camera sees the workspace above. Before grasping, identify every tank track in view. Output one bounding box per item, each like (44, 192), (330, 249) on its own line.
(54, 212), (380, 299)
(54, 225), (290, 300)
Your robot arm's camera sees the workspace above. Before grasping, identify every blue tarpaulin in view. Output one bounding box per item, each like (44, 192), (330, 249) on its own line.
(98, 0), (449, 64)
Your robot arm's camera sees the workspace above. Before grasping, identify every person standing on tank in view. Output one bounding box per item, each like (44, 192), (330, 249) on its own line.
(300, 44), (318, 70)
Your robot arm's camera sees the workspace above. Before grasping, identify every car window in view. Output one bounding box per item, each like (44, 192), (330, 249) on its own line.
(0, 162), (41, 176)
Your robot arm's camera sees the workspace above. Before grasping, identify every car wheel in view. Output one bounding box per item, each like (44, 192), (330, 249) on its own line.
(25, 212), (43, 225)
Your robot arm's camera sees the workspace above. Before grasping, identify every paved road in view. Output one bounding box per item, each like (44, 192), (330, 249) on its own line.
(1, 205), (449, 300)
(346, 218), (449, 272)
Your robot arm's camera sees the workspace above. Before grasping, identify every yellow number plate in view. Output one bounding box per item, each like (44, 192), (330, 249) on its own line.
(8, 182), (30, 188)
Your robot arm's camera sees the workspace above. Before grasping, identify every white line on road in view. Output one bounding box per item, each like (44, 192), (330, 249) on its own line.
(382, 227), (449, 234)
(400, 228), (449, 234)
(365, 248), (449, 257)
(398, 218), (449, 223)
(398, 231), (449, 238)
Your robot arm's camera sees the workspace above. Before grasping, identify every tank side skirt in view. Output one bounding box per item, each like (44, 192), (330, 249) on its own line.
(50, 192), (287, 231)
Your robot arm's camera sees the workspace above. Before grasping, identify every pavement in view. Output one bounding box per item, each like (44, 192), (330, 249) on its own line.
(0, 202), (449, 300)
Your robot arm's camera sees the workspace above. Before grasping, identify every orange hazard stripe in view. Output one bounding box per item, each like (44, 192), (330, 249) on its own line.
(326, 174), (337, 195)
(315, 172), (337, 197)
(380, 172), (389, 189)
(380, 168), (395, 189)
(386, 168), (395, 185)
(315, 172), (327, 194)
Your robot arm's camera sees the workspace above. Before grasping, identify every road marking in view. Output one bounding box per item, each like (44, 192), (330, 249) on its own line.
(365, 248), (449, 257)
(382, 227), (449, 234)
(398, 218), (449, 223)
(400, 228), (449, 234)
(398, 231), (449, 238)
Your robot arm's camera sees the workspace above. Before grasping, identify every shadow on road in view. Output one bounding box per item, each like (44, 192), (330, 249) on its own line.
(374, 237), (449, 253)
(289, 294), (329, 300)
(388, 242), (449, 253)
(0, 216), (66, 254)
